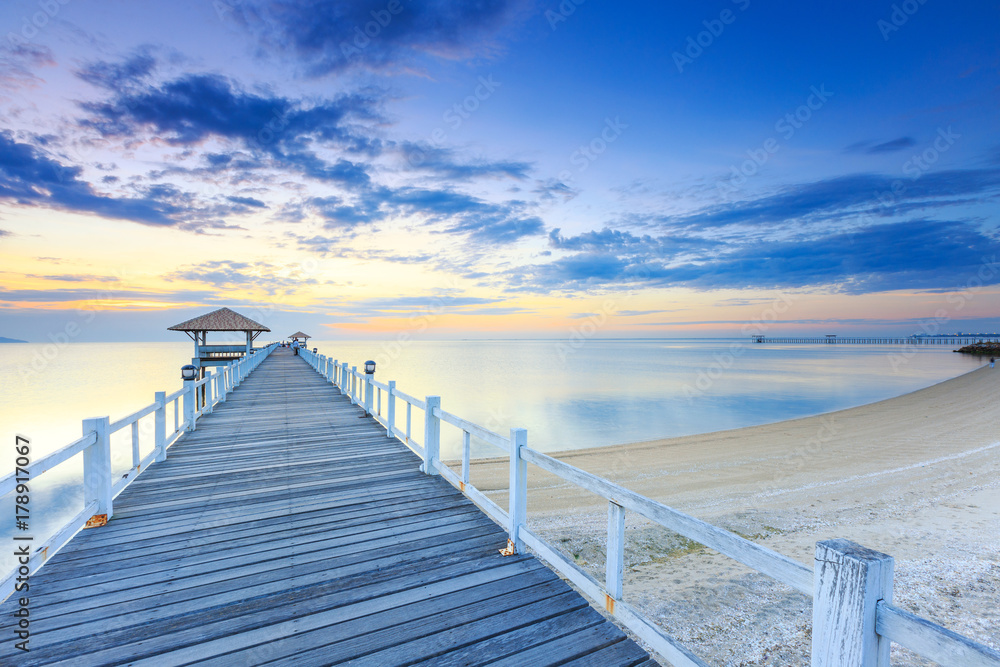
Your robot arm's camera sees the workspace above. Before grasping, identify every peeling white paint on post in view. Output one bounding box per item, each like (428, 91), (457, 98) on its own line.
(812, 539), (894, 666)
(423, 396), (441, 475)
(82, 416), (113, 519)
(508, 427), (528, 552)
(606, 501), (625, 603)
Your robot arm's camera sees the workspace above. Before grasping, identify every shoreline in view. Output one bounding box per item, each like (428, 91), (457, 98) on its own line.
(461, 365), (1000, 664)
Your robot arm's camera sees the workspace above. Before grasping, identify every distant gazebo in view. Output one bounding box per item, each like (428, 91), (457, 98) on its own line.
(169, 307), (270, 372)
(288, 331), (311, 345)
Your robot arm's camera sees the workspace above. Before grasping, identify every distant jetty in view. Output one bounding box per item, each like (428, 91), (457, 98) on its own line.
(956, 342), (1000, 355)
(0, 337), (26, 344)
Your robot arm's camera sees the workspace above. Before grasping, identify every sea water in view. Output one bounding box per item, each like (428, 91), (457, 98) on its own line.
(0, 339), (986, 573)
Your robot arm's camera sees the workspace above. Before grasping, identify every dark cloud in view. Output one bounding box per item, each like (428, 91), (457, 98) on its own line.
(233, 0), (533, 76)
(846, 137), (917, 154)
(226, 195), (267, 208)
(533, 178), (578, 202)
(76, 50), (156, 90)
(866, 137), (917, 154)
(0, 131), (176, 225)
(659, 168), (1000, 232)
(548, 228), (724, 257)
(401, 142), (530, 180)
(79, 68), (382, 187)
(516, 220), (1000, 294)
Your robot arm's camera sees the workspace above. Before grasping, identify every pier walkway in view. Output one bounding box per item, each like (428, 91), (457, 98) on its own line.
(0, 348), (653, 666)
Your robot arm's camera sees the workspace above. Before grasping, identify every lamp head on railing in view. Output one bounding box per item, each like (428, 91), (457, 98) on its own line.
(364, 360), (376, 375)
(313, 347), (318, 353)
(181, 364), (198, 381)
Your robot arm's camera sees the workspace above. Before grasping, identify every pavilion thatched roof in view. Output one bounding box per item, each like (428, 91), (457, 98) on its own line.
(168, 307), (270, 332)
(289, 331), (311, 339)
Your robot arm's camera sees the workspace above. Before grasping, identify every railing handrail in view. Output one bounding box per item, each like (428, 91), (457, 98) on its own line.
(109, 401), (160, 433)
(307, 347), (1000, 667)
(0, 432), (97, 498)
(520, 446), (813, 594)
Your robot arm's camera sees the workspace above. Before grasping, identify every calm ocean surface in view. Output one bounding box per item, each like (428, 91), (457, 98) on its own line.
(0, 338), (986, 571)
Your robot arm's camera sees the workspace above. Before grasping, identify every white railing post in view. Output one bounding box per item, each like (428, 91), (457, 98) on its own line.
(340, 363), (348, 394)
(183, 377), (197, 431)
(509, 427), (527, 552)
(204, 370), (214, 413)
(606, 501), (625, 605)
(423, 396), (441, 475)
(82, 416), (113, 522)
(364, 375), (373, 415)
(386, 381), (396, 438)
(218, 366), (227, 403)
(332, 359), (338, 384)
(154, 391), (167, 462)
(351, 366), (357, 403)
(812, 539), (894, 667)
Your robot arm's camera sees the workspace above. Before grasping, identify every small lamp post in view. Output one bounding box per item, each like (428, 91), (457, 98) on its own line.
(313, 347), (318, 353)
(364, 360), (376, 375)
(181, 364), (198, 381)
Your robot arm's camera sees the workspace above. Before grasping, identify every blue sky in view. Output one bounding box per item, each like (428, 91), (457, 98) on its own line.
(0, 0), (998, 341)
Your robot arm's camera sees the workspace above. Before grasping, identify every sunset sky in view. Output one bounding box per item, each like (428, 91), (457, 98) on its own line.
(1, 0), (999, 341)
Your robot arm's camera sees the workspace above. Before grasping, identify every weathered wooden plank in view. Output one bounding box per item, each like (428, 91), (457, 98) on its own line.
(404, 605), (608, 667)
(195, 570), (571, 666)
(486, 620), (629, 667)
(558, 638), (656, 667)
(876, 601), (1000, 667)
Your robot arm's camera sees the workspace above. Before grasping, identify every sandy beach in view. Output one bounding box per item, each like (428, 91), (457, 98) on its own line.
(462, 365), (1000, 665)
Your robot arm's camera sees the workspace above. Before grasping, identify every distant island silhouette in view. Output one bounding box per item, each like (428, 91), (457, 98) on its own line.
(0, 336), (27, 343)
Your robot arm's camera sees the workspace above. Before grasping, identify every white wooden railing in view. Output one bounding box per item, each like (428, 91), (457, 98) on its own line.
(0, 342), (279, 603)
(299, 347), (1000, 667)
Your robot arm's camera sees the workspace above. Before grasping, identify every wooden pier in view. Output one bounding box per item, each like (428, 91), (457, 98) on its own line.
(0, 348), (653, 666)
(751, 335), (1000, 345)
